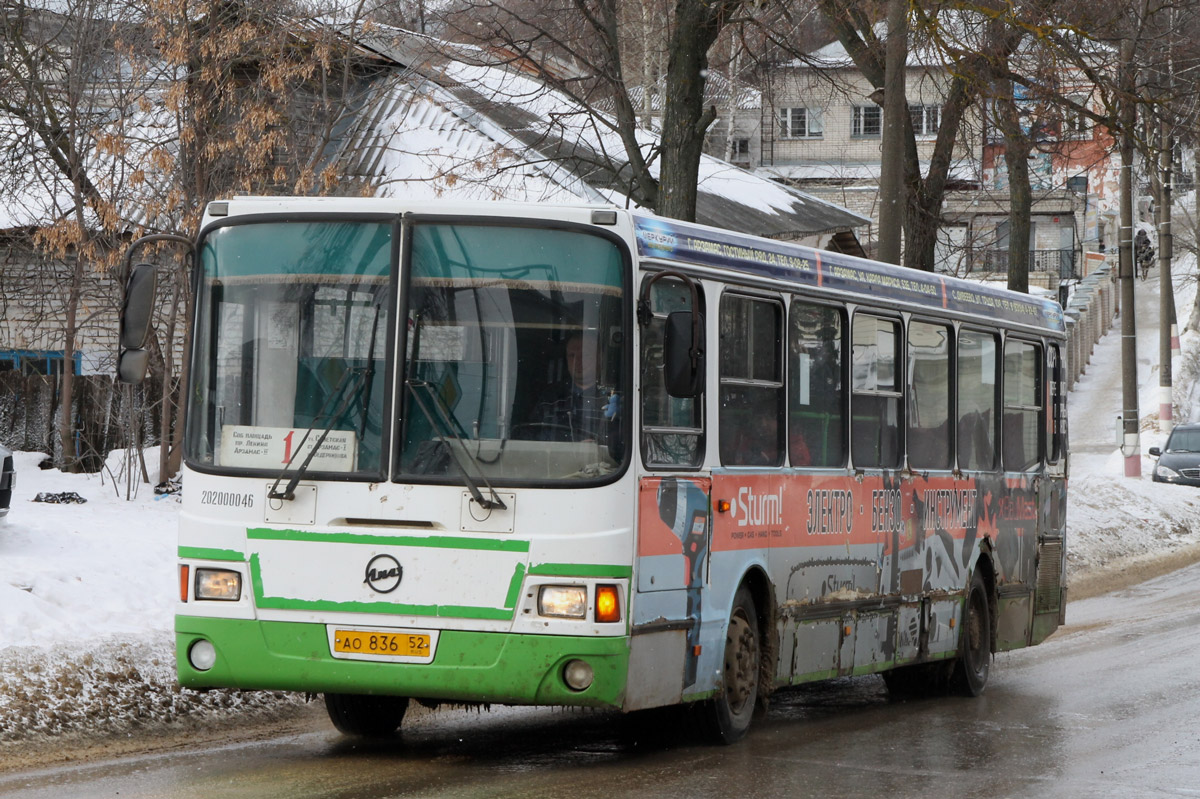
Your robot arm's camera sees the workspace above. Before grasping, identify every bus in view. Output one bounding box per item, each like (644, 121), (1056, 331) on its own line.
(119, 198), (1067, 744)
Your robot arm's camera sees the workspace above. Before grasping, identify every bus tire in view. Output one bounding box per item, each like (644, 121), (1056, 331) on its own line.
(952, 569), (992, 696)
(324, 693), (409, 737)
(701, 586), (760, 744)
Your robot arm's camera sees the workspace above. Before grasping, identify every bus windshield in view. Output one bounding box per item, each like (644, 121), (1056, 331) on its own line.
(186, 220), (393, 476)
(398, 223), (628, 483)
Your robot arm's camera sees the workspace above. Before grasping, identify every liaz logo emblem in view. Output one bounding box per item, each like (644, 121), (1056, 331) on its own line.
(364, 554), (403, 594)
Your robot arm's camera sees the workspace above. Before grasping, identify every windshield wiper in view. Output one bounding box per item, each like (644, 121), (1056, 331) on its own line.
(268, 364), (370, 501)
(268, 303), (382, 502)
(402, 314), (507, 511)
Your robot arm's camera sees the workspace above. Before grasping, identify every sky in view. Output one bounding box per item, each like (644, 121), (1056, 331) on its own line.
(1, 248), (1199, 745)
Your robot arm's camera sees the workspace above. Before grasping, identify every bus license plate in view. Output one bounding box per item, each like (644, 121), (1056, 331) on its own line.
(329, 628), (436, 663)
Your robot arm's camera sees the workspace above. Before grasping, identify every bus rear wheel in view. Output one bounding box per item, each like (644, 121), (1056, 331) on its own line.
(702, 586), (760, 744)
(952, 569), (992, 696)
(324, 693), (409, 737)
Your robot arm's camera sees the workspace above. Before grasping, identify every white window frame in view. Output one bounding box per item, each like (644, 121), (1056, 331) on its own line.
(909, 104), (941, 137)
(778, 107), (824, 139)
(852, 105), (882, 138)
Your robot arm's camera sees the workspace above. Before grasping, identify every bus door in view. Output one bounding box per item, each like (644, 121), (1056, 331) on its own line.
(628, 273), (709, 710)
(631, 476), (712, 707)
(1032, 342), (1067, 643)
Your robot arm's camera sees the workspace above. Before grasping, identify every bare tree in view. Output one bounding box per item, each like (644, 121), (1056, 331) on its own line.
(0, 0), (162, 470)
(439, 0), (746, 222)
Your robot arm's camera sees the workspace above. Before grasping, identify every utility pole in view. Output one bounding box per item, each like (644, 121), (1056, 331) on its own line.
(1119, 39), (1140, 477)
(876, 0), (907, 265)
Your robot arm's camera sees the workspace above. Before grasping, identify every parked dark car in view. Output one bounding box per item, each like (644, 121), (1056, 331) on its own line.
(0, 445), (13, 516)
(1149, 424), (1200, 486)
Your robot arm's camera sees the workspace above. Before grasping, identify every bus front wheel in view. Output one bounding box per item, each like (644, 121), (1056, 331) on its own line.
(324, 693), (409, 737)
(952, 569), (992, 696)
(702, 586), (760, 744)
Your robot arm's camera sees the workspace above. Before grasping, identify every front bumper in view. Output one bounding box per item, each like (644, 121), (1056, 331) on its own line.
(175, 616), (629, 709)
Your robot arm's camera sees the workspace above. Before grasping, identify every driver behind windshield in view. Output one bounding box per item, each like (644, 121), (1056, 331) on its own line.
(532, 332), (619, 443)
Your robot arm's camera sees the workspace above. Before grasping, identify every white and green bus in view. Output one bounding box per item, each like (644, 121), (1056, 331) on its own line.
(120, 197), (1067, 743)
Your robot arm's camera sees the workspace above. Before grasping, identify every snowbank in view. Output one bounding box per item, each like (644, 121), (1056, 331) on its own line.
(0, 451), (306, 751)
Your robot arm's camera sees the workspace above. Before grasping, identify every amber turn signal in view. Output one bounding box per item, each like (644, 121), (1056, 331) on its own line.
(595, 584), (620, 623)
(716, 499), (731, 513)
(179, 564), (190, 602)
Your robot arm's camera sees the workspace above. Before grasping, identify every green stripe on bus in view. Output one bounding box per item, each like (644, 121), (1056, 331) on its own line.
(504, 563), (527, 609)
(179, 546), (245, 562)
(246, 527), (530, 553)
(248, 553), (520, 621)
(527, 563), (632, 579)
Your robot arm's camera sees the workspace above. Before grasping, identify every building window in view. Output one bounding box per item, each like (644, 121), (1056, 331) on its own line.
(852, 105), (882, 138)
(1063, 95), (1091, 139)
(909, 104), (941, 137)
(0, 350), (83, 376)
(731, 138), (751, 160)
(778, 107), (823, 139)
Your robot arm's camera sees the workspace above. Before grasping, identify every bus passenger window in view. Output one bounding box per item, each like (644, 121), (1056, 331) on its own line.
(958, 330), (998, 470)
(907, 321), (952, 470)
(640, 278), (704, 468)
(720, 294), (784, 467)
(851, 314), (902, 469)
(788, 302), (846, 467)
(1003, 340), (1043, 471)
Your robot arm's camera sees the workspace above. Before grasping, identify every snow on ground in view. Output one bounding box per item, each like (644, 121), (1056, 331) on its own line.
(0, 452), (304, 747)
(3, 258), (1200, 750)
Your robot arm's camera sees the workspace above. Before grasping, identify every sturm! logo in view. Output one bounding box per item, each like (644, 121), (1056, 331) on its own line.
(364, 554), (403, 594)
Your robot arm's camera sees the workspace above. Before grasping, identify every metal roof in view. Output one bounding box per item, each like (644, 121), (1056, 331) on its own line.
(336, 27), (869, 239)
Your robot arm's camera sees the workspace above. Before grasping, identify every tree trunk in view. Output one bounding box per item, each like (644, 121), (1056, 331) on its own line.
(998, 93), (1032, 293)
(657, 0), (742, 221)
(59, 264), (81, 471)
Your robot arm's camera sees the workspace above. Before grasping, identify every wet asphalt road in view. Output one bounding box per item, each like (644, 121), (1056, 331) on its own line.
(3, 563), (1199, 799)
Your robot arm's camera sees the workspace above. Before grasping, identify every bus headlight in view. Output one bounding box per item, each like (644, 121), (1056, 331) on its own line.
(538, 585), (587, 618)
(195, 568), (242, 601)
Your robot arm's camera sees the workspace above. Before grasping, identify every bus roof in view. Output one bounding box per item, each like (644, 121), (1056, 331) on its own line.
(632, 215), (1066, 334)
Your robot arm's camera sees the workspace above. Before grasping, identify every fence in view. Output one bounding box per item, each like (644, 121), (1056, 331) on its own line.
(1063, 260), (1118, 391)
(0, 372), (171, 472)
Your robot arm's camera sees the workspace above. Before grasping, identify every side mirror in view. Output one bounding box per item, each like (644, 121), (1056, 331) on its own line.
(663, 310), (704, 398)
(120, 262), (157, 350)
(117, 348), (151, 385)
(1148, 446), (1161, 457)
